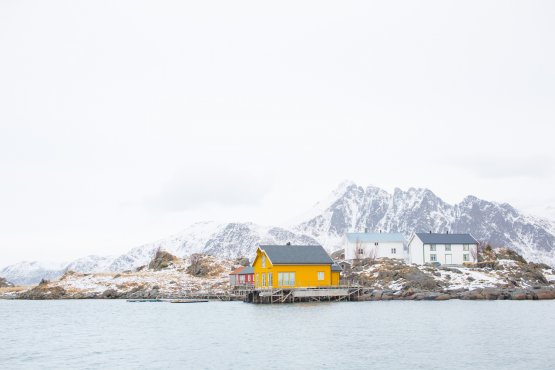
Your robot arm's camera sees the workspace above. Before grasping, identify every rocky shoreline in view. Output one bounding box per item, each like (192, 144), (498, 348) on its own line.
(356, 286), (555, 301)
(8, 286), (555, 301)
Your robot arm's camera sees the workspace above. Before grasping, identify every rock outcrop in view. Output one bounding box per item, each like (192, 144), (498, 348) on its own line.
(18, 282), (67, 300)
(0, 277), (13, 288)
(186, 254), (225, 277)
(148, 249), (178, 271)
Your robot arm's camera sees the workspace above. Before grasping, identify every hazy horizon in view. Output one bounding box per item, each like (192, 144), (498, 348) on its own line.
(1, 1), (554, 266)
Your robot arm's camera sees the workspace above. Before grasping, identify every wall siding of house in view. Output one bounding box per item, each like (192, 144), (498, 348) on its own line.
(409, 235), (478, 265)
(238, 273), (254, 285)
(331, 271), (340, 286)
(344, 239), (405, 260)
(408, 236), (424, 265)
(229, 275), (237, 286)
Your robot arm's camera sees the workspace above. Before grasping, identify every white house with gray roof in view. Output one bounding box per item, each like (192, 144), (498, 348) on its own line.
(408, 232), (478, 265)
(343, 232), (406, 261)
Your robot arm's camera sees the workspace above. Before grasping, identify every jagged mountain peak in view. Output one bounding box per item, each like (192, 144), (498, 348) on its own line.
(297, 182), (555, 266)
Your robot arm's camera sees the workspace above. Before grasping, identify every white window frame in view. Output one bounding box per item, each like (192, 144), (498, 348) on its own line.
(430, 244), (436, 251)
(391, 248), (396, 254)
(280, 272), (296, 286)
(262, 255), (266, 268)
(463, 253), (470, 262)
(445, 244), (451, 251)
(262, 273), (266, 287)
(463, 244), (469, 251)
(430, 254), (437, 262)
(317, 272), (324, 281)
(268, 272), (272, 287)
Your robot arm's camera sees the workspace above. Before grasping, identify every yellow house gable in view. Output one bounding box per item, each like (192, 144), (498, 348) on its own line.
(252, 247), (273, 270)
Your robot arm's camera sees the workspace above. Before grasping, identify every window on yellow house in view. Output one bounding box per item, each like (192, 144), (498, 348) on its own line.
(317, 272), (324, 281)
(262, 273), (266, 287)
(278, 272), (295, 286)
(268, 273), (272, 287)
(262, 255), (266, 268)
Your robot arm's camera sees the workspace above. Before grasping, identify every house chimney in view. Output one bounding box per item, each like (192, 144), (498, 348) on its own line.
(364, 227), (368, 233)
(429, 230), (432, 234)
(286, 242), (291, 246)
(380, 229), (382, 233)
(446, 230), (449, 234)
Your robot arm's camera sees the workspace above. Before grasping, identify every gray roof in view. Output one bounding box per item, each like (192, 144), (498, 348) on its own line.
(238, 266), (253, 274)
(346, 232), (405, 243)
(259, 245), (333, 265)
(416, 233), (478, 245)
(331, 263), (342, 272)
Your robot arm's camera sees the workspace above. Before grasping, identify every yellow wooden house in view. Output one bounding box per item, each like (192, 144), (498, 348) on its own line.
(252, 244), (341, 288)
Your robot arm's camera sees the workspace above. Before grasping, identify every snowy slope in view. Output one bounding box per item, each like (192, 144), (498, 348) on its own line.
(0, 261), (68, 286)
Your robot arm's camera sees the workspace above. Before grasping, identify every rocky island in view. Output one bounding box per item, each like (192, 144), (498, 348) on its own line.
(2, 247), (554, 301)
(338, 247), (555, 300)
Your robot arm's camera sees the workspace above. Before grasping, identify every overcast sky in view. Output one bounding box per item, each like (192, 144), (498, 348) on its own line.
(1, 1), (554, 266)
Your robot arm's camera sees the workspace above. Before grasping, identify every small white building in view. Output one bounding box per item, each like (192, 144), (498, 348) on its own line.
(408, 232), (478, 265)
(343, 232), (406, 261)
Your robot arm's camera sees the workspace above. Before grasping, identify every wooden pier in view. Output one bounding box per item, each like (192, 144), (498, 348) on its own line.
(244, 286), (372, 304)
(170, 299), (208, 303)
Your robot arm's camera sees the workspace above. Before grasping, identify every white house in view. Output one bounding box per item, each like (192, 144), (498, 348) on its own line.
(408, 232), (478, 265)
(344, 232), (406, 261)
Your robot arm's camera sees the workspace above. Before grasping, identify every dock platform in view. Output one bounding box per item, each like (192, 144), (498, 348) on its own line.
(244, 286), (371, 304)
(170, 299), (208, 303)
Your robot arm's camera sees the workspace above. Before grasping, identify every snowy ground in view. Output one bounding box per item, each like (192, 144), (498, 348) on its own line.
(347, 251), (555, 292)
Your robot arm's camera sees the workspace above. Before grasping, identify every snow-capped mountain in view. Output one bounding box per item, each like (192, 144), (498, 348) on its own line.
(1, 222), (318, 285)
(297, 182), (555, 266)
(0, 261), (68, 286)
(2, 181), (554, 285)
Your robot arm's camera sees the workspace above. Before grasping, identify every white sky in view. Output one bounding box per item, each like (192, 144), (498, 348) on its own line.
(1, 1), (554, 266)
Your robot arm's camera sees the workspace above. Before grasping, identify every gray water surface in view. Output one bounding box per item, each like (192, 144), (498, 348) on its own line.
(1, 300), (554, 369)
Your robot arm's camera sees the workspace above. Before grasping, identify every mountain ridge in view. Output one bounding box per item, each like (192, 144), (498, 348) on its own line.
(2, 182), (554, 285)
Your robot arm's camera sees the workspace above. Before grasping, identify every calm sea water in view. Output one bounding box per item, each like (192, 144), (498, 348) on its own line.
(1, 299), (554, 369)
